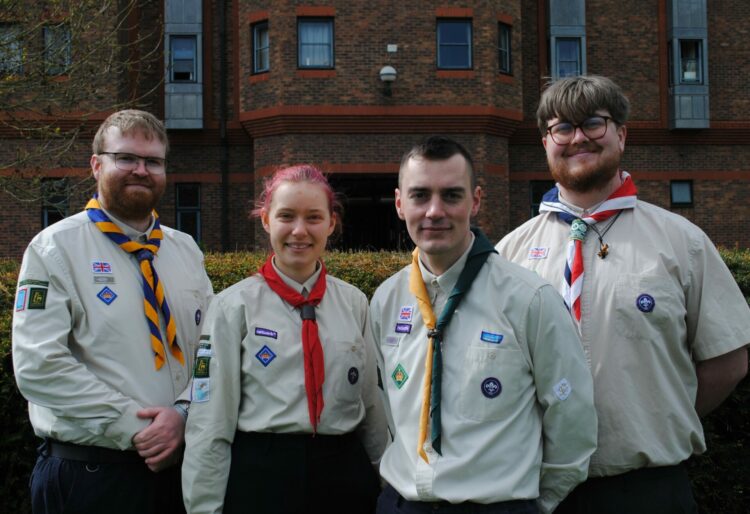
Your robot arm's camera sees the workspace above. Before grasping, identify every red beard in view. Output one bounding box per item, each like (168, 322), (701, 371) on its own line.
(549, 143), (622, 193)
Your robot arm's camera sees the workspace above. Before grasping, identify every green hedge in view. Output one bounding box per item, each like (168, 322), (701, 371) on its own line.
(1, 250), (748, 513)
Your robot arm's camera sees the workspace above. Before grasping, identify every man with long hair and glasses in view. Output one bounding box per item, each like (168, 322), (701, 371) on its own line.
(13, 110), (212, 514)
(497, 75), (749, 513)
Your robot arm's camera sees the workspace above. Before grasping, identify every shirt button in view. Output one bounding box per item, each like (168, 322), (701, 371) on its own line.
(175, 372), (183, 381)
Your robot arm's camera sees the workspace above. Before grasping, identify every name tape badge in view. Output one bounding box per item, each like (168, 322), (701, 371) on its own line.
(395, 323), (412, 334)
(480, 331), (504, 344)
(255, 327), (278, 339)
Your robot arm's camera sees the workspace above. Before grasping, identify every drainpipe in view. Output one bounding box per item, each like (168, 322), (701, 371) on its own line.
(218, 0), (229, 251)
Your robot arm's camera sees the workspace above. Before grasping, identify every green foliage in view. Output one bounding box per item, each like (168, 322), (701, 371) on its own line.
(1, 251), (749, 513)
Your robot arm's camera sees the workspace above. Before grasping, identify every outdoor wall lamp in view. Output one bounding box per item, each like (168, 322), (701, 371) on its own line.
(379, 65), (397, 96)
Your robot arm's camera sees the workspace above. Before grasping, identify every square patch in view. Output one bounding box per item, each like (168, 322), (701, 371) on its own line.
(96, 286), (117, 306)
(553, 378), (572, 401)
(398, 305), (414, 322)
(192, 378), (210, 402)
(194, 356), (210, 378)
(255, 345), (277, 367)
(28, 288), (48, 309)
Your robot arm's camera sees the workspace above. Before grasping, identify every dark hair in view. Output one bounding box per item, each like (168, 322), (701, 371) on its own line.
(399, 136), (475, 188)
(536, 75), (630, 135)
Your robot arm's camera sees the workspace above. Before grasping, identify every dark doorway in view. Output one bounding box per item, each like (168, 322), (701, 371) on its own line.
(328, 174), (411, 251)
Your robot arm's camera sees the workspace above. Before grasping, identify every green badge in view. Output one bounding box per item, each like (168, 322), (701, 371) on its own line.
(28, 288), (48, 309)
(194, 356), (210, 378)
(392, 363), (409, 389)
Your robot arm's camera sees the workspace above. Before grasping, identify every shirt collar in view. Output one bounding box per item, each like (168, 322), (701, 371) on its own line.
(418, 232), (474, 295)
(102, 207), (155, 242)
(271, 257), (322, 297)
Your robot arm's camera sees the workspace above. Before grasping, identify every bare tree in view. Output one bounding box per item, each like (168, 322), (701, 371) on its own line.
(0, 0), (163, 204)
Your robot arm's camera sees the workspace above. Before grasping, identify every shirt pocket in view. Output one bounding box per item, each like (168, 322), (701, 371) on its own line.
(325, 338), (367, 408)
(174, 288), (209, 361)
(613, 274), (686, 343)
(458, 342), (530, 422)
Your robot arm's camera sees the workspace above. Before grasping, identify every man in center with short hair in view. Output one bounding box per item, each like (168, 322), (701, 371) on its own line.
(369, 136), (597, 514)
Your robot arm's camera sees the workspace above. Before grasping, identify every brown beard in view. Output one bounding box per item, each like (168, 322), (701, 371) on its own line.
(549, 145), (622, 193)
(98, 179), (164, 222)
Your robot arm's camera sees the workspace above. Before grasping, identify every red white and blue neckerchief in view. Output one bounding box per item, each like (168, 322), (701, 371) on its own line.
(539, 171), (638, 323)
(86, 195), (184, 370)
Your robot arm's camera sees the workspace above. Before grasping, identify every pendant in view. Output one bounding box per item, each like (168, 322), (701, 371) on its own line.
(598, 243), (609, 259)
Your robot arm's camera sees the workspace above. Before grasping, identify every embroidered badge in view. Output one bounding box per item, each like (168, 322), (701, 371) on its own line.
(255, 345), (277, 367)
(91, 261), (112, 274)
(96, 286), (117, 306)
(398, 305), (414, 322)
(392, 364), (409, 389)
(194, 356), (210, 378)
(93, 275), (115, 284)
(481, 377), (502, 398)
(18, 279), (50, 287)
(28, 288), (48, 309)
(348, 367), (359, 385)
(636, 294), (655, 313)
(553, 378), (572, 401)
(395, 323), (412, 334)
(192, 378), (210, 402)
(527, 247), (549, 260)
(384, 335), (401, 347)
(196, 343), (212, 358)
(480, 331), (504, 344)
(195, 309), (202, 325)
(255, 327), (278, 339)
(15, 288), (27, 311)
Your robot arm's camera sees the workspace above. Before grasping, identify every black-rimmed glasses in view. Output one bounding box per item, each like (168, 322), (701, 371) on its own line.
(98, 152), (166, 174)
(546, 116), (618, 145)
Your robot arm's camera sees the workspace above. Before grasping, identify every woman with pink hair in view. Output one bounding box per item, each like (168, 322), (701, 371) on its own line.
(183, 165), (385, 514)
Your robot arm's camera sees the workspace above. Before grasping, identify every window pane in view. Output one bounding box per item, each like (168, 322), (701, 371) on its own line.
(680, 40), (701, 83)
(171, 36), (196, 82)
(177, 184), (200, 208)
(41, 179), (69, 227)
(299, 19), (333, 68)
(437, 20), (471, 69)
(44, 25), (71, 75)
(498, 24), (511, 73)
(0, 24), (23, 75)
(178, 211), (199, 241)
(670, 181), (693, 205)
(556, 38), (581, 77)
(253, 22), (269, 73)
(530, 180), (555, 217)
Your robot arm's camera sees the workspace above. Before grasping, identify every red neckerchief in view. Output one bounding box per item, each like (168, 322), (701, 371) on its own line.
(258, 256), (327, 432)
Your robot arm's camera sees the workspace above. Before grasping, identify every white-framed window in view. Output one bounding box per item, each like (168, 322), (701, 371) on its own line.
(176, 183), (201, 242)
(253, 21), (269, 73)
(437, 19), (472, 69)
(170, 35), (197, 82)
(555, 37), (582, 78)
(498, 23), (511, 74)
(670, 180), (693, 207)
(0, 23), (23, 76)
(43, 24), (71, 76)
(298, 18), (333, 69)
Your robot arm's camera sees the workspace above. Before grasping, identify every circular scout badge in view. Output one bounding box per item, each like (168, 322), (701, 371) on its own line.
(348, 367), (359, 385)
(195, 309), (202, 325)
(636, 294), (655, 313)
(481, 377), (502, 398)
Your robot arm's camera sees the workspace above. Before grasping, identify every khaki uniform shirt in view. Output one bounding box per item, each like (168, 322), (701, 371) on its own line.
(370, 244), (597, 513)
(12, 210), (212, 450)
(497, 200), (750, 477)
(182, 262), (387, 514)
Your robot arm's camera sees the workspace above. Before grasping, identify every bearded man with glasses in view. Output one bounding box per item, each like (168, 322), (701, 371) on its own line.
(12, 110), (213, 514)
(496, 75), (749, 513)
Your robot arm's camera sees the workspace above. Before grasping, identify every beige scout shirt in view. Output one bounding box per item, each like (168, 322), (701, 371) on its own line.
(497, 199), (750, 477)
(12, 210), (212, 450)
(370, 243), (597, 513)
(182, 262), (387, 514)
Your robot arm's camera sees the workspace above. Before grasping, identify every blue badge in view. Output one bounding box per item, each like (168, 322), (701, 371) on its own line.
(195, 309), (202, 325)
(15, 288), (27, 311)
(481, 377), (502, 398)
(255, 345), (277, 367)
(480, 331), (504, 344)
(395, 323), (412, 334)
(348, 367), (359, 385)
(255, 327), (278, 339)
(636, 294), (655, 313)
(97, 286), (117, 305)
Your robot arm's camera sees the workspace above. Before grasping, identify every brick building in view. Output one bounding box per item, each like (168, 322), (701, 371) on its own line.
(1, 0), (748, 259)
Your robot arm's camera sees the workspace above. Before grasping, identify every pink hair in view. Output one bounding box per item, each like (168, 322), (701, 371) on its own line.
(252, 164), (341, 222)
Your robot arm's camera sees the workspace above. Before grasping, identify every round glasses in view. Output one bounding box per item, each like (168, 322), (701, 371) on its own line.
(545, 116), (618, 145)
(98, 152), (166, 174)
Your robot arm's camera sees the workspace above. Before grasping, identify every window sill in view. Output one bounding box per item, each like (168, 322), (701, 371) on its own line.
(436, 70), (475, 79)
(249, 72), (270, 83)
(497, 73), (514, 84)
(297, 69), (336, 78)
